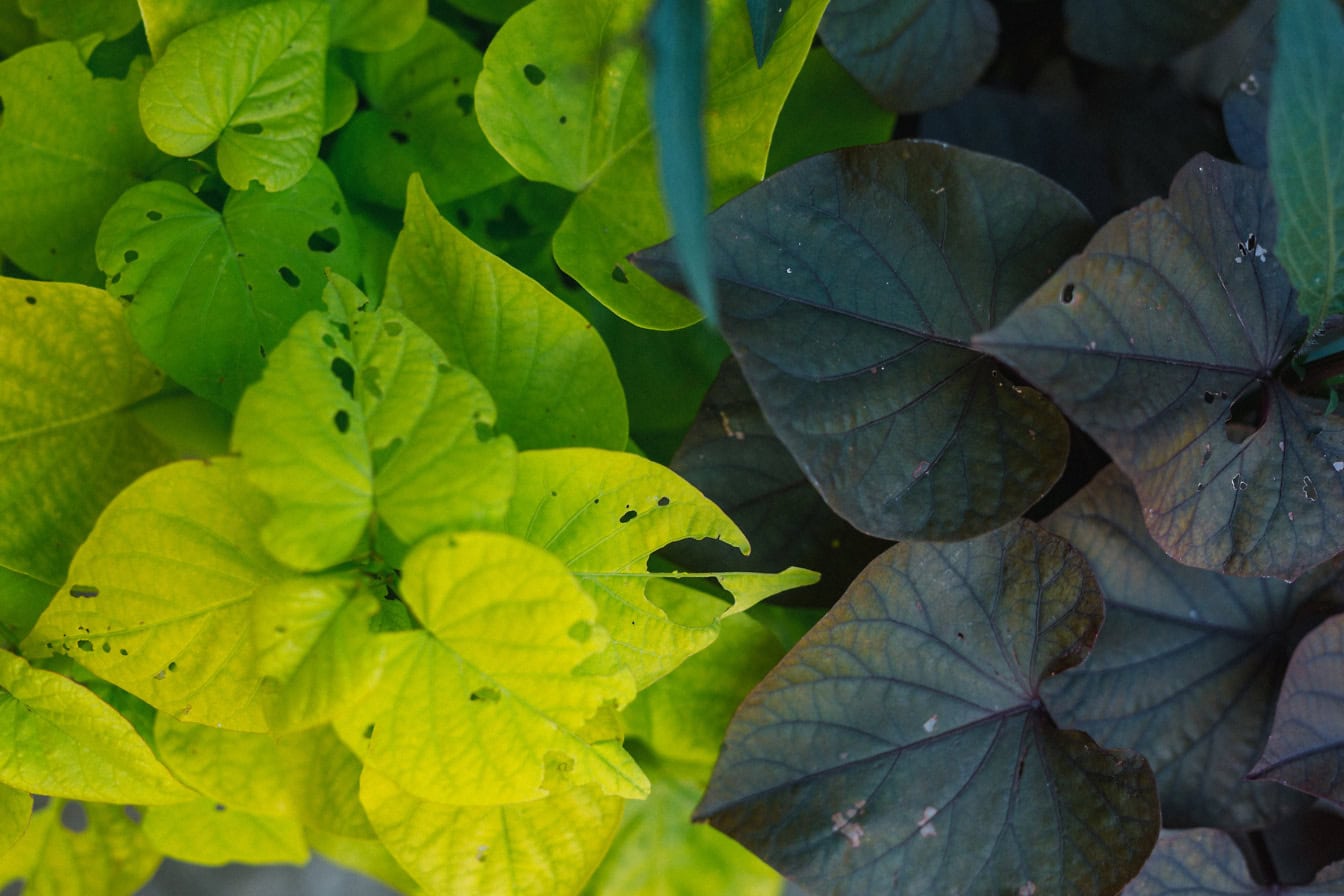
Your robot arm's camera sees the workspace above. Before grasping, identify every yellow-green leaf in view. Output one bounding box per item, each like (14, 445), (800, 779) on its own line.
(276, 726), (376, 840)
(153, 713), (295, 817)
(142, 797), (308, 866)
(0, 800), (161, 896)
(0, 783), (30, 858)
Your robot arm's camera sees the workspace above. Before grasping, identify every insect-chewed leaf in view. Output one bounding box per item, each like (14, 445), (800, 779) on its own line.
(695, 519), (1159, 896)
(0, 800), (161, 896)
(978, 154), (1344, 580)
(637, 140), (1089, 543)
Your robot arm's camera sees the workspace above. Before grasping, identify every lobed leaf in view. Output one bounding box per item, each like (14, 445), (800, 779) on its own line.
(695, 520), (1159, 896)
(0, 800), (161, 896)
(978, 154), (1343, 580)
(637, 140), (1089, 542)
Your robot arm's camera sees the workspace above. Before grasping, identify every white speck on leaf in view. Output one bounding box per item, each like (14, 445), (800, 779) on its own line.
(1332, 461), (1343, 472)
(476, 845), (489, 862)
(919, 822), (937, 838)
(1240, 73), (1259, 95)
(831, 800), (868, 848)
(913, 460), (930, 479)
(1019, 883), (1038, 896)
(923, 715), (937, 733)
(916, 806), (938, 827)
(785, 267), (793, 274)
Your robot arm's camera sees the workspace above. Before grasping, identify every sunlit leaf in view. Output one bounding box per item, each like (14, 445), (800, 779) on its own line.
(1122, 827), (1344, 895)
(138, 0), (327, 191)
(153, 713), (296, 817)
(1042, 465), (1323, 828)
(978, 154), (1341, 580)
(1251, 613), (1344, 807)
(638, 140), (1088, 542)
(0, 800), (162, 896)
(476, 0), (825, 329)
(328, 0), (425, 52)
(1065, 0), (1248, 69)
(696, 520), (1159, 896)
(276, 726), (376, 840)
(23, 459), (290, 732)
(0, 783), (29, 858)
(386, 175), (627, 451)
(142, 797), (308, 866)
(95, 161), (361, 409)
(231, 274), (516, 571)
(0, 43), (167, 282)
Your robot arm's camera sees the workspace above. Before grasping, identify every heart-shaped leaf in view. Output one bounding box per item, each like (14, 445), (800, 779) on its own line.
(978, 154), (1343, 580)
(818, 0), (997, 112)
(1042, 465), (1327, 829)
(1064, 0), (1248, 69)
(1122, 827), (1344, 895)
(0, 800), (161, 896)
(637, 140), (1090, 542)
(695, 519), (1159, 896)
(1250, 612), (1344, 807)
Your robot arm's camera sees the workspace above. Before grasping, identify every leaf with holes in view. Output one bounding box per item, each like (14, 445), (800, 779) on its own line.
(696, 520), (1159, 896)
(328, 18), (513, 207)
(96, 160), (361, 409)
(978, 154), (1344, 580)
(385, 175), (627, 451)
(22, 458), (292, 732)
(0, 800), (162, 896)
(138, 0), (328, 191)
(360, 765), (622, 896)
(1064, 0), (1249, 69)
(637, 141), (1089, 542)
(819, 0), (997, 113)
(475, 0), (824, 329)
(1041, 465), (1332, 828)
(1250, 613), (1344, 807)
(0, 42), (169, 282)
(0, 281), (169, 648)
(1122, 827), (1344, 895)
(231, 274), (516, 571)
(333, 530), (646, 805)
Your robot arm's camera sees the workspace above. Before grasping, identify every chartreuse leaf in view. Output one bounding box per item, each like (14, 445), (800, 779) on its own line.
(1250, 613), (1344, 806)
(1269, 0), (1344, 336)
(1041, 466), (1322, 828)
(1065, 0), (1248, 69)
(276, 726), (376, 839)
(637, 141), (1088, 542)
(95, 160), (361, 409)
(138, 0), (255, 58)
(0, 800), (161, 896)
(142, 797), (308, 866)
(0, 783), (29, 858)
(696, 520), (1160, 896)
(138, 0), (328, 191)
(445, 0), (529, 23)
(476, 0), (825, 329)
(334, 531), (646, 805)
(0, 2), (41, 54)
(0, 43), (168, 282)
(978, 155), (1344, 580)
(819, 0), (997, 113)
(22, 459), (290, 732)
(153, 713), (296, 817)
(1123, 828), (1344, 895)
(0, 281), (168, 647)
(0, 651), (190, 804)
(306, 827), (424, 896)
(328, 0), (425, 52)
(746, 0), (790, 66)
(231, 274), (516, 571)
(506, 448), (815, 688)
(360, 765), (623, 896)
(17, 0), (140, 39)
(386, 175), (628, 451)
(328, 18), (513, 208)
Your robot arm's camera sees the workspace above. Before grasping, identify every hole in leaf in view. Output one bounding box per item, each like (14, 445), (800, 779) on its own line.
(619, 509), (637, 523)
(59, 802), (87, 833)
(101, 642), (111, 652)
(657, 496), (670, 507)
(123, 806), (142, 824)
(232, 122), (263, 135)
(278, 266), (301, 288)
(23, 295), (36, 305)
(389, 130), (409, 144)
(456, 94), (473, 115)
(68, 585), (98, 598)
(1060, 283), (1075, 304)
(611, 265), (629, 284)
(0, 880), (21, 896)
(214, 803), (226, 812)
(146, 210), (162, 221)
(119, 648), (128, 656)
(110, 273), (121, 285)
(1225, 385), (1265, 444)
(123, 249), (138, 263)
(523, 64), (546, 85)
(168, 661), (177, 671)
(336, 322), (351, 340)
(383, 321), (403, 336)
(307, 228), (341, 253)
(362, 724), (374, 739)
(333, 409), (350, 433)
(469, 687), (501, 703)
(568, 621), (591, 642)
(322, 334), (337, 349)
(330, 357), (355, 397)
(559, 115), (567, 124)
(75, 640), (92, 652)
(32, 795), (50, 811)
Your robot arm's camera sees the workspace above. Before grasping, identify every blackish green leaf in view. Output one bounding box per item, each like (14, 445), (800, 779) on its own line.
(1122, 828), (1344, 895)
(746, 0), (789, 66)
(978, 154), (1340, 580)
(638, 141), (1090, 542)
(696, 520), (1159, 896)
(1065, 0), (1248, 69)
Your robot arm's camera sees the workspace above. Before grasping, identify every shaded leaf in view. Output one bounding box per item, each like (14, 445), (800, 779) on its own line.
(1065, 0), (1248, 69)
(1268, 0), (1344, 336)
(361, 765), (623, 896)
(696, 520), (1159, 896)
(1042, 465), (1322, 828)
(17, 0), (139, 38)
(0, 2), (41, 54)
(153, 713), (295, 816)
(96, 161), (361, 409)
(328, 0), (425, 52)
(0, 281), (168, 647)
(333, 530), (646, 805)
(306, 827), (425, 896)
(1221, 35), (1272, 169)
(978, 154), (1340, 580)
(476, 0), (824, 329)
(1121, 827), (1344, 895)
(138, 0), (327, 191)
(22, 459), (291, 732)
(0, 43), (167, 282)
(0, 800), (161, 896)
(327, 18), (514, 209)
(1250, 613), (1344, 807)
(142, 797), (308, 866)
(637, 140), (1089, 542)
(385, 175), (628, 451)
(275, 726), (376, 840)
(746, 0), (790, 66)
(232, 274), (515, 571)
(819, 0), (997, 113)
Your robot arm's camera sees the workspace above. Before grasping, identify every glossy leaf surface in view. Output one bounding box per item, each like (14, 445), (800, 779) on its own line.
(696, 520), (1159, 896)
(385, 176), (627, 451)
(979, 154), (1340, 580)
(1065, 0), (1248, 69)
(1251, 612), (1344, 806)
(0, 800), (161, 896)
(1042, 465), (1322, 828)
(819, 0), (997, 112)
(96, 162), (361, 409)
(1122, 827), (1344, 895)
(638, 141), (1088, 542)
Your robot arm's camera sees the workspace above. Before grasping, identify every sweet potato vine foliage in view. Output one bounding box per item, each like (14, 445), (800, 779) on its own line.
(3, 0), (1344, 895)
